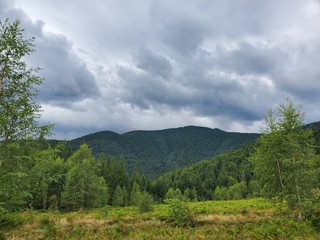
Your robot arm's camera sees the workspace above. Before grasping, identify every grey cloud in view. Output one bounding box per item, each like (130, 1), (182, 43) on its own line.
(1, 3), (100, 106)
(134, 49), (173, 79)
(117, 48), (271, 122)
(4, 0), (320, 138)
(272, 44), (320, 100)
(212, 42), (285, 75)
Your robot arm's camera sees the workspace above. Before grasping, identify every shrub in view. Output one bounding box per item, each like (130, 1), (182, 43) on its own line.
(0, 214), (24, 230)
(166, 198), (195, 227)
(302, 188), (320, 231)
(49, 195), (58, 211)
(139, 191), (154, 213)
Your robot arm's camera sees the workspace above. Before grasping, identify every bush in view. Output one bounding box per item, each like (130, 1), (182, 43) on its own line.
(0, 214), (23, 230)
(166, 198), (195, 227)
(303, 189), (320, 231)
(139, 191), (154, 213)
(49, 195), (58, 211)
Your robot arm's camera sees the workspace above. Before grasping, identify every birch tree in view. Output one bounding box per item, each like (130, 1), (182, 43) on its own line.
(250, 98), (318, 216)
(0, 19), (52, 211)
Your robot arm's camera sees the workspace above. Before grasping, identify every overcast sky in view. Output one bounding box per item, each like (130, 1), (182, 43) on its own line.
(1, 0), (320, 139)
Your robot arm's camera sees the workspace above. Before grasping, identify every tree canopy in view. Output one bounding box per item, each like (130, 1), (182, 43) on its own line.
(250, 98), (319, 215)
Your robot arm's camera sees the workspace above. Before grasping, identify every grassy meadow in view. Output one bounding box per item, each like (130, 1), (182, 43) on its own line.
(2, 198), (319, 239)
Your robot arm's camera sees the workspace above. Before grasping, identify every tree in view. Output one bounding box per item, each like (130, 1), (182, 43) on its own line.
(250, 98), (318, 216)
(130, 182), (142, 206)
(165, 187), (183, 201)
(61, 145), (108, 211)
(112, 185), (125, 207)
(0, 19), (52, 142)
(29, 148), (62, 210)
(138, 191), (154, 213)
(0, 19), (52, 211)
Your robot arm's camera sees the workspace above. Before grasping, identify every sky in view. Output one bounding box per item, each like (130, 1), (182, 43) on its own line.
(1, 0), (320, 139)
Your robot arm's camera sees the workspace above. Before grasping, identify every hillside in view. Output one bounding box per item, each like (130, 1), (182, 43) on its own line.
(69, 126), (259, 178)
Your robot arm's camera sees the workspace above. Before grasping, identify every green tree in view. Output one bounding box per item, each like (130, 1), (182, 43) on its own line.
(138, 191), (154, 213)
(61, 145), (108, 211)
(29, 148), (63, 210)
(183, 187), (197, 202)
(0, 19), (52, 211)
(165, 187), (183, 200)
(250, 98), (318, 216)
(130, 182), (142, 206)
(167, 198), (195, 227)
(112, 185), (124, 207)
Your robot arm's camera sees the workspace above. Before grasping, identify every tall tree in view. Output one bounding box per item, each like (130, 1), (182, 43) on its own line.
(0, 19), (52, 211)
(61, 144), (108, 211)
(250, 98), (318, 216)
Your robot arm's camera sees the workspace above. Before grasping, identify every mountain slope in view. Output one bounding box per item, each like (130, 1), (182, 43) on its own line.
(69, 126), (260, 178)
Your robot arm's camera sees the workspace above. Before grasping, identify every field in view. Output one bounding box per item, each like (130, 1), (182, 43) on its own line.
(2, 198), (319, 239)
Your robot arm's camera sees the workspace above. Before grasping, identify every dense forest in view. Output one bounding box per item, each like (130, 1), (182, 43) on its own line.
(69, 126), (259, 178)
(2, 121), (319, 212)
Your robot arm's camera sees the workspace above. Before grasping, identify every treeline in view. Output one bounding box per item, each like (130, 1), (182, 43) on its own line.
(26, 143), (153, 211)
(2, 123), (320, 212)
(44, 143), (264, 210)
(1, 139), (260, 212)
(151, 145), (259, 202)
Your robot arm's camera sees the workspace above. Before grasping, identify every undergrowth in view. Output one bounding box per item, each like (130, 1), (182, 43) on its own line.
(2, 198), (319, 239)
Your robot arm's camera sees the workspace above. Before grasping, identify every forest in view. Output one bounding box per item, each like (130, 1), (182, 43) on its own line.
(1, 19), (320, 239)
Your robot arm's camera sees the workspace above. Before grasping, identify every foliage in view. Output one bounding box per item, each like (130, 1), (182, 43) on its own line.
(70, 126), (259, 178)
(166, 198), (195, 227)
(0, 19), (52, 212)
(130, 182), (142, 206)
(112, 186), (127, 207)
(0, 213), (23, 230)
(151, 144), (257, 201)
(164, 187), (183, 200)
(250, 98), (319, 215)
(61, 144), (108, 211)
(138, 191), (154, 213)
(302, 188), (320, 231)
(48, 195), (58, 211)
(2, 198), (320, 239)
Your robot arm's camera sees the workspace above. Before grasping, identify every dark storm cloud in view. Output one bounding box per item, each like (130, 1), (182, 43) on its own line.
(134, 49), (173, 79)
(0, 2), (99, 106)
(4, 0), (320, 138)
(212, 42), (284, 75)
(33, 35), (100, 103)
(117, 46), (269, 122)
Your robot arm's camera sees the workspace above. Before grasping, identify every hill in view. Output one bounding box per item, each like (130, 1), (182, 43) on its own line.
(69, 126), (260, 178)
(150, 121), (320, 200)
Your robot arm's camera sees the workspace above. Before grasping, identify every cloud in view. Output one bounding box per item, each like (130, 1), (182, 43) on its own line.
(134, 48), (173, 79)
(1, 2), (100, 107)
(1, 0), (320, 139)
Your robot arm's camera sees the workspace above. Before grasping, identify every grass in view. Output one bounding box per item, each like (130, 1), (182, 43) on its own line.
(2, 198), (319, 239)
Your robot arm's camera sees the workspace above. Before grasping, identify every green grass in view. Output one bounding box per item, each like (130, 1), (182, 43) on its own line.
(2, 198), (319, 239)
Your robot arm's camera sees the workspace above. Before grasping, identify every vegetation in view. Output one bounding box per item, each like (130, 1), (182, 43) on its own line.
(0, 19), (52, 213)
(250, 98), (319, 218)
(2, 199), (320, 239)
(69, 126), (259, 178)
(1, 18), (320, 239)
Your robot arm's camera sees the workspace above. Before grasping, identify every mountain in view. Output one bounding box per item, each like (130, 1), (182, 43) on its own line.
(69, 126), (260, 178)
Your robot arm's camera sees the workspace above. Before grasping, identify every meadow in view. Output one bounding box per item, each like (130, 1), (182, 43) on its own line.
(2, 198), (319, 239)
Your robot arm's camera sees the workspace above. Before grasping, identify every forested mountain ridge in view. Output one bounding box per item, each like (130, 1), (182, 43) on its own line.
(69, 126), (260, 178)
